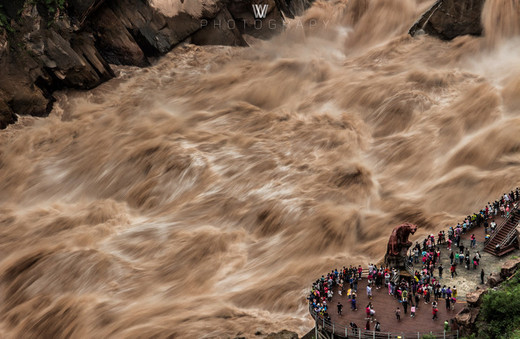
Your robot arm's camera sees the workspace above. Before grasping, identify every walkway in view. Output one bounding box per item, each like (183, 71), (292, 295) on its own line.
(323, 213), (520, 334)
(326, 278), (463, 334)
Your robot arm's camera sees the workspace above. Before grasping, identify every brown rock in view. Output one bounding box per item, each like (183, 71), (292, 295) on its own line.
(455, 306), (480, 336)
(500, 257), (520, 279)
(455, 307), (471, 326)
(487, 272), (503, 288)
(91, 6), (148, 66)
(0, 95), (17, 130)
(409, 0), (485, 40)
(43, 30), (112, 89)
(191, 8), (248, 46)
(93, 0), (201, 61)
(466, 287), (488, 307)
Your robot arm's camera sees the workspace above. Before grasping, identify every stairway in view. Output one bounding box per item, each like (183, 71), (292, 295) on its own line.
(484, 207), (520, 256)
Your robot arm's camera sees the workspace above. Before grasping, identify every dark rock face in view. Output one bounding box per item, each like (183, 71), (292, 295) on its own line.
(0, 0), (314, 129)
(191, 7), (248, 46)
(409, 0), (486, 40)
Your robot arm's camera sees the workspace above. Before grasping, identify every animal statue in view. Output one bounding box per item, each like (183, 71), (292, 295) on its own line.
(386, 222), (418, 257)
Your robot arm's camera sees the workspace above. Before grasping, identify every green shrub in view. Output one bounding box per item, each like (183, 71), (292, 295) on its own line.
(478, 272), (520, 338)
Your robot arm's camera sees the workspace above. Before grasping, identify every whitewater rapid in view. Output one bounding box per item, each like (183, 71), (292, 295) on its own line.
(1, 0), (520, 337)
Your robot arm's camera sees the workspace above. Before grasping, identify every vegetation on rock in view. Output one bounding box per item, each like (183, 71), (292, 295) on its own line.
(476, 271), (520, 338)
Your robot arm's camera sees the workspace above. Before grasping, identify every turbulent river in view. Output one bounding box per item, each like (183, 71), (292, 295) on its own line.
(1, 0), (520, 337)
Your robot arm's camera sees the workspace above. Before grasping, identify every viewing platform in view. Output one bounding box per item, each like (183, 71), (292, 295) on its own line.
(308, 191), (520, 339)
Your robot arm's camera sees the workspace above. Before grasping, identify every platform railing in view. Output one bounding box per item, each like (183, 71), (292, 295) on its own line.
(309, 303), (458, 339)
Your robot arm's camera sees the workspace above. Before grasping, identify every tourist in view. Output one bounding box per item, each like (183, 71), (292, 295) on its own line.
(432, 305), (439, 320)
(350, 322), (358, 337)
(410, 305), (416, 318)
(395, 307), (401, 321)
(481, 269), (485, 284)
(438, 264), (443, 278)
(367, 284), (372, 299)
(445, 296), (451, 310)
(444, 320), (450, 332)
(491, 220), (497, 232)
(375, 321), (381, 332)
(351, 294), (357, 311)
(366, 302), (375, 320)
(471, 234), (476, 248)
(337, 302), (343, 316)
(450, 264), (457, 278)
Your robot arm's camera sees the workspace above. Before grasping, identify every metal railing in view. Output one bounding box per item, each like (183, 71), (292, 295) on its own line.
(485, 203), (518, 246)
(498, 226), (518, 248)
(309, 304), (458, 339)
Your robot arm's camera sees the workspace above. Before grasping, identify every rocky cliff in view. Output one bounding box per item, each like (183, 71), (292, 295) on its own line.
(409, 0), (486, 40)
(0, 0), (313, 129)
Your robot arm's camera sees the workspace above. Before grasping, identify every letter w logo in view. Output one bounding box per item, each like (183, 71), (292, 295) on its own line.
(252, 4), (269, 19)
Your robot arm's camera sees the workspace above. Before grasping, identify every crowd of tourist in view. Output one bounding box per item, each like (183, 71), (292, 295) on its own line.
(308, 188), (520, 334)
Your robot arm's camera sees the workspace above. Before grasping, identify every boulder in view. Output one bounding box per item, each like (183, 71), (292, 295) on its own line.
(0, 95), (17, 130)
(191, 8), (248, 46)
(487, 272), (503, 288)
(500, 257), (520, 279)
(455, 306), (480, 336)
(455, 307), (472, 327)
(466, 287), (488, 307)
(409, 0), (486, 40)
